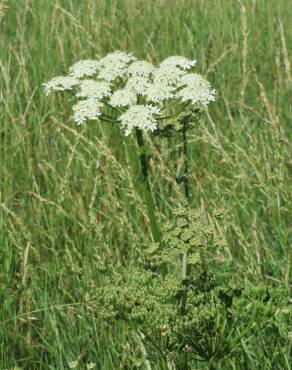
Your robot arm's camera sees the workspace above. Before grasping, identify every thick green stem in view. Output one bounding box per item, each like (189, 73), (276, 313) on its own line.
(178, 351), (189, 370)
(180, 127), (190, 316)
(161, 358), (170, 370)
(135, 129), (161, 243)
(178, 126), (191, 370)
(208, 361), (217, 370)
(182, 129), (190, 207)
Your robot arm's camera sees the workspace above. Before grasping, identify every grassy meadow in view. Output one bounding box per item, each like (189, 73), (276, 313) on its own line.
(0, 0), (291, 368)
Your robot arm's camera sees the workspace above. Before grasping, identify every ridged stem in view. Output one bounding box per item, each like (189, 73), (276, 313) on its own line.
(180, 126), (190, 315)
(135, 128), (161, 243)
(178, 125), (190, 370)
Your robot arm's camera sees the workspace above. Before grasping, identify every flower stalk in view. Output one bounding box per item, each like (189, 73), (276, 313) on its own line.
(180, 120), (191, 316)
(178, 120), (191, 370)
(135, 128), (161, 243)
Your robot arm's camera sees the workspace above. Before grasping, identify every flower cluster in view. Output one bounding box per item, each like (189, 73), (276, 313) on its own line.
(76, 80), (111, 100)
(44, 52), (215, 134)
(43, 76), (79, 96)
(72, 99), (102, 125)
(119, 105), (160, 136)
(69, 59), (100, 78)
(178, 73), (216, 106)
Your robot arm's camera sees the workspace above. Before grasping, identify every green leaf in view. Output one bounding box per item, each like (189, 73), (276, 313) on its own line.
(188, 252), (201, 265)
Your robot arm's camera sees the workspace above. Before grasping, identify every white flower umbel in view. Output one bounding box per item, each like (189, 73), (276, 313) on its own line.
(160, 56), (196, 70)
(145, 65), (185, 102)
(125, 75), (151, 95)
(69, 60), (100, 78)
(43, 76), (79, 96)
(72, 99), (102, 125)
(146, 82), (175, 103)
(97, 51), (136, 82)
(153, 65), (186, 85)
(110, 74), (152, 107)
(109, 88), (137, 107)
(127, 60), (156, 77)
(177, 73), (216, 106)
(76, 80), (112, 100)
(119, 105), (160, 136)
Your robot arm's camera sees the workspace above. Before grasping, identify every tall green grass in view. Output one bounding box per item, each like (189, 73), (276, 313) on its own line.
(0, 0), (291, 368)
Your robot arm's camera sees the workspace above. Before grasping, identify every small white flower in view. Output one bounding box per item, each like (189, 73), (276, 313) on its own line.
(76, 79), (111, 100)
(97, 51), (136, 82)
(127, 60), (156, 77)
(145, 65), (185, 102)
(69, 59), (100, 78)
(43, 76), (79, 96)
(99, 51), (136, 65)
(146, 82), (175, 103)
(109, 88), (137, 107)
(72, 99), (102, 125)
(118, 105), (160, 136)
(153, 65), (186, 85)
(68, 360), (78, 369)
(160, 56), (196, 70)
(86, 363), (96, 369)
(98, 63), (125, 82)
(125, 75), (151, 95)
(177, 73), (215, 106)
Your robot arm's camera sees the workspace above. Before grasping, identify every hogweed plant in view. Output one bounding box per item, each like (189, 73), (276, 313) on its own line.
(44, 51), (215, 243)
(44, 52), (291, 369)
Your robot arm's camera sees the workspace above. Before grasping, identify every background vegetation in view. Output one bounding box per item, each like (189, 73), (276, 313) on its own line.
(0, 0), (291, 368)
